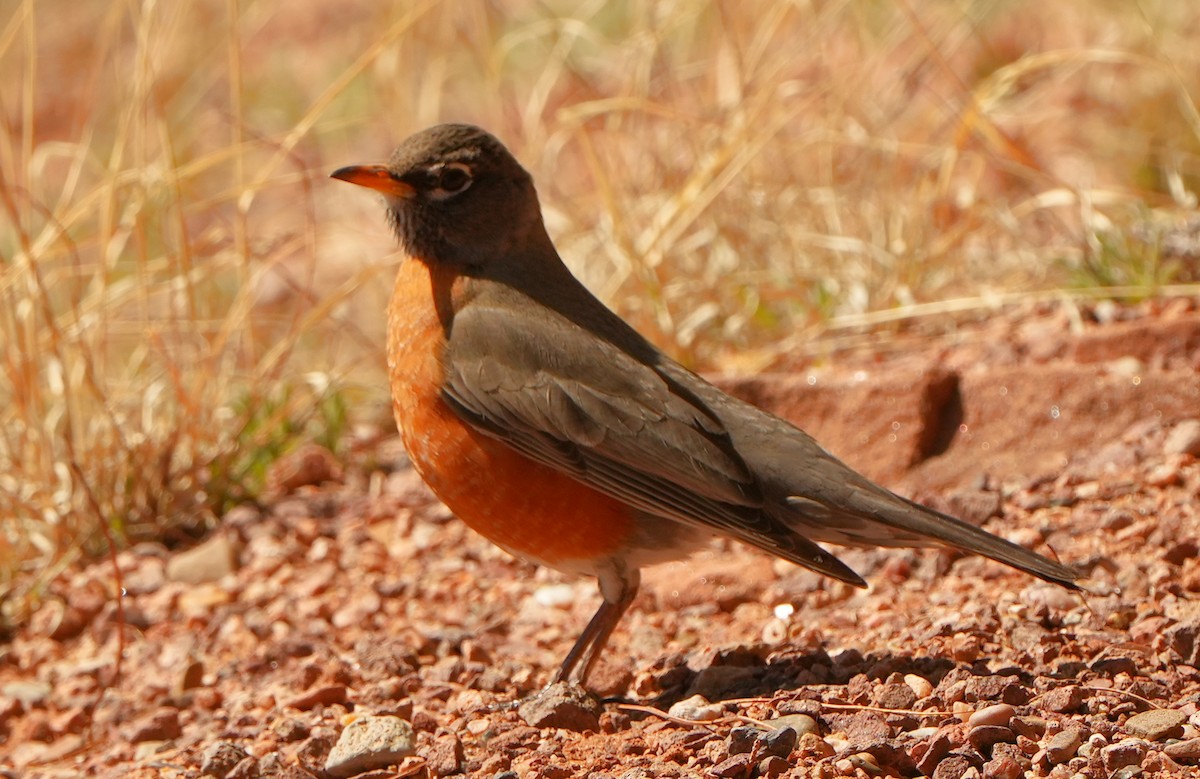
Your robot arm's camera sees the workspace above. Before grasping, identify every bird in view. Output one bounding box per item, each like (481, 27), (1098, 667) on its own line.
(331, 123), (1080, 690)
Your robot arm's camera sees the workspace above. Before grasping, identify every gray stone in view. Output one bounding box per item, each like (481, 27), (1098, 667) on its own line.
(726, 726), (759, 755)
(517, 682), (601, 731)
(324, 716), (416, 778)
(1125, 708), (1186, 741)
(760, 725), (799, 758)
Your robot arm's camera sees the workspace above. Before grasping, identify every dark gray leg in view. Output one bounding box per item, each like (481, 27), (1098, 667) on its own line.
(552, 568), (640, 686)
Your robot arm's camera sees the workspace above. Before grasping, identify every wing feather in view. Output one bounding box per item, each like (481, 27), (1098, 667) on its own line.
(439, 301), (865, 586)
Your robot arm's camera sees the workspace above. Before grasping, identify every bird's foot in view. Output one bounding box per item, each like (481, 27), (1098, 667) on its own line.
(489, 680), (601, 731)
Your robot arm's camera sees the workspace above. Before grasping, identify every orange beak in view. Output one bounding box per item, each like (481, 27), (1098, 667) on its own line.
(330, 164), (415, 199)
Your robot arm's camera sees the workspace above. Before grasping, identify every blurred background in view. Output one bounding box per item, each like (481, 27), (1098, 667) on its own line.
(2, 0), (1198, 622)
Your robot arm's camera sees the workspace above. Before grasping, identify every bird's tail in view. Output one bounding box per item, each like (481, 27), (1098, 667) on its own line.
(782, 483), (1082, 591)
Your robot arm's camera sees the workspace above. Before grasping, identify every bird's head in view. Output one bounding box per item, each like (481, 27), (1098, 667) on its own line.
(332, 123), (547, 271)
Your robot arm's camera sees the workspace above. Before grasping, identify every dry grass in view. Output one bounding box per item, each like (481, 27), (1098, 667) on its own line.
(2, 0), (1198, 624)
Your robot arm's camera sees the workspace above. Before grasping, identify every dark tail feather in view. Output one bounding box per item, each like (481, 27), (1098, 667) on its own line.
(846, 488), (1081, 590)
(781, 482), (1082, 591)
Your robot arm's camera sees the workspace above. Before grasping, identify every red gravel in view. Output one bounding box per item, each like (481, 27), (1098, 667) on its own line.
(4, 299), (1200, 778)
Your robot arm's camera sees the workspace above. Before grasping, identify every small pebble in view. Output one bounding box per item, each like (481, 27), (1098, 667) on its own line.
(1102, 739), (1148, 773)
(127, 708), (182, 743)
(667, 694), (724, 722)
(1011, 716), (1047, 740)
(1164, 419), (1200, 456)
(797, 732), (834, 758)
(425, 732), (464, 777)
(982, 754), (1025, 779)
(726, 726), (759, 755)
(1079, 732), (1108, 760)
(932, 754), (977, 779)
(1040, 686), (1084, 714)
(757, 755), (790, 778)
(1043, 728), (1084, 763)
(904, 674), (934, 699)
(710, 753), (753, 777)
(532, 583), (577, 608)
(1111, 767), (1145, 779)
(517, 682), (600, 731)
(760, 725), (798, 759)
(200, 741), (249, 778)
(914, 731), (956, 776)
(769, 713), (819, 738)
(1147, 460), (1183, 487)
(167, 534), (239, 584)
(324, 716), (415, 779)
(967, 725), (1014, 752)
(969, 703), (1016, 728)
(1165, 737), (1200, 760)
(847, 752), (882, 775)
(226, 756), (258, 779)
(1125, 708), (1186, 741)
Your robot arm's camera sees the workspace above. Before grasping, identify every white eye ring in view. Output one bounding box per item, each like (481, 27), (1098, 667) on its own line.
(429, 162), (473, 200)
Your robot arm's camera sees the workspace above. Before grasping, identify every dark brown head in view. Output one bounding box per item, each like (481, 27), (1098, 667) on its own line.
(331, 124), (550, 270)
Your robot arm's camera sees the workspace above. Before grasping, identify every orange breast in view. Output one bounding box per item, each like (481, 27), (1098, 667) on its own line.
(386, 258), (635, 571)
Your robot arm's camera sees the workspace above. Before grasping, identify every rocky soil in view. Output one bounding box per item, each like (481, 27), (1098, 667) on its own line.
(3, 299), (1200, 778)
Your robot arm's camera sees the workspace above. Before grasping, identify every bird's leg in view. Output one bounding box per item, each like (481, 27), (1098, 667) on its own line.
(482, 569), (640, 714)
(552, 568), (640, 687)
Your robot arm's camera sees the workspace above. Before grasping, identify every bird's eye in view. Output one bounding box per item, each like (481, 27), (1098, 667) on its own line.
(429, 162), (473, 200)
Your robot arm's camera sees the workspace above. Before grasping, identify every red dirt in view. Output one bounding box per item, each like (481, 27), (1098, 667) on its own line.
(4, 299), (1200, 778)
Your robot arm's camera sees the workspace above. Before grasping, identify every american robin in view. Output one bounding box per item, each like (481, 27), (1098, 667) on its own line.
(331, 124), (1080, 688)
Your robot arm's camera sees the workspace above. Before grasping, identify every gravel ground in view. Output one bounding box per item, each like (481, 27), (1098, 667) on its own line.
(4, 300), (1200, 778)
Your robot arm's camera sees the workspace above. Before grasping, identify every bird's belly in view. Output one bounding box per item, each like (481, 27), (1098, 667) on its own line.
(386, 260), (635, 572)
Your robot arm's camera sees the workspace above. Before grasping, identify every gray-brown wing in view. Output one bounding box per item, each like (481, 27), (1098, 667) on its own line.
(439, 299), (866, 586)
